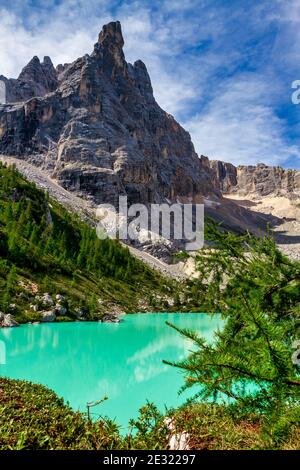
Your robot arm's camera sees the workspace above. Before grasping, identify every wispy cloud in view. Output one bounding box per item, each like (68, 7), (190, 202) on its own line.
(184, 74), (300, 166)
(0, 0), (229, 116)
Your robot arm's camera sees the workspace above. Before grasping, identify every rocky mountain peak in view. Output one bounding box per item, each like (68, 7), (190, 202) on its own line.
(0, 21), (284, 238)
(18, 56), (41, 81)
(93, 21), (126, 73)
(43, 56), (53, 66)
(0, 20), (217, 206)
(133, 60), (153, 98)
(41, 56), (57, 89)
(98, 21), (124, 49)
(1, 54), (57, 103)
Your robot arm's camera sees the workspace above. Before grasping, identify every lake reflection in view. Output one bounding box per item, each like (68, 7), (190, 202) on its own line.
(0, 313), (222, 428)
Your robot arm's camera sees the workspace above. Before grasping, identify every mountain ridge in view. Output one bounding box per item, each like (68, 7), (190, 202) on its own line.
(0, 21), (217, 207)
(0, 21), (298, 243)
(209, 160), (300, 198)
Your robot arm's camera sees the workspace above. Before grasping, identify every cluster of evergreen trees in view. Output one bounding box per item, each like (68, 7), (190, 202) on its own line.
(0, 163), (147, 281)
(0, 163), (159, 315)
(167, 224), (300, 447)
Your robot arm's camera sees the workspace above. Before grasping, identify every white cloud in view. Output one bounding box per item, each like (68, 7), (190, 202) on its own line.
(0, 3), (199, 114)
(0, 8), (102, 77)
(184, 74), (300, 166)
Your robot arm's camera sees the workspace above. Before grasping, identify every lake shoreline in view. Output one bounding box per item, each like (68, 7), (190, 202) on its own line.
(1, 310), (211, 328)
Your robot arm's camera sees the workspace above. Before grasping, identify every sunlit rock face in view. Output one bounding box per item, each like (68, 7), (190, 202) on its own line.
(235, 164), (300, 198)
(0, 21), (219, 207)
(209, 160), (300, 199)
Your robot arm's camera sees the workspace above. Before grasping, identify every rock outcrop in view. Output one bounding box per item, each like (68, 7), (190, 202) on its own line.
(209, 159), (238, 193)
(235, 164), (300, 198)
(41, 310), (56, 322)
(101, 313), (121, 323)
(1, 314), (19, 327)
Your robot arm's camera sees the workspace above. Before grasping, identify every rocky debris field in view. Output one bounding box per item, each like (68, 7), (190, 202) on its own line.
(226, 194), (300, 261)
(0, 291), (125, 328)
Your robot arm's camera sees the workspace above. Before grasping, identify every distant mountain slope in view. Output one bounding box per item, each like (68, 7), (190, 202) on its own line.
(209, 161), (300, 261)
(210, 161), (300, 199)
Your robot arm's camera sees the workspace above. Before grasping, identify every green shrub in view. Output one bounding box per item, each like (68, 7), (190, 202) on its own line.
(56, 316), (73, 323)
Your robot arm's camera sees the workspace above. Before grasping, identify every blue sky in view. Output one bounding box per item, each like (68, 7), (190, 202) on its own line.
(1, 0), (300, 169)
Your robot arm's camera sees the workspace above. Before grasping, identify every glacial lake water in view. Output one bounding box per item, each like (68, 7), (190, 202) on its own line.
(0, 313), (222, 430)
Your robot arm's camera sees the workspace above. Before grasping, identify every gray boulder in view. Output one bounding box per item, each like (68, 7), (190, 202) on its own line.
(55, 304), (67, 316)
(41, 310), (56, 322)
(41, 293), (54, 307)
(101, 314), (120, 323)
(55, 294), (65, 302)
(74, 307), (86, 319)
(2, 314), (19, 327)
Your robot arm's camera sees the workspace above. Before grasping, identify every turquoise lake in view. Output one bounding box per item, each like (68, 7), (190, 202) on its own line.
(0, 313), (222, 430)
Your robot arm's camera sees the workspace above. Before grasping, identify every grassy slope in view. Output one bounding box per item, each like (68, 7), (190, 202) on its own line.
(0, 163), (176, 322)
(0, 378), (121, 450)
(1, 378), (299, 450)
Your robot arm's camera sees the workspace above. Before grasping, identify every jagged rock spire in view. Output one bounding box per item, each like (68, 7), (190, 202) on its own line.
(98, 21), (124, 48)
(93, 21), (126, 72)
(42, 56), (54, 68)
(133, 60), (153, 97)
(17, 55), (57, 92)
(18, 56), (41, 81)
(0, 19), (223, 215)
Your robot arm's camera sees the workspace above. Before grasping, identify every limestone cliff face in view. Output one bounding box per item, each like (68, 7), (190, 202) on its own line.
(0, 21), (218, 206)
(235, 164), (300, 198)
(209, 161), (300, 199)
